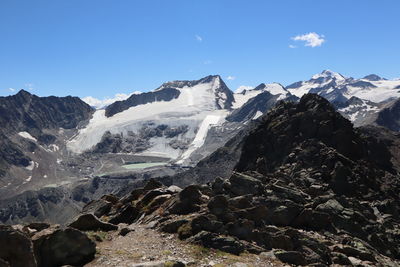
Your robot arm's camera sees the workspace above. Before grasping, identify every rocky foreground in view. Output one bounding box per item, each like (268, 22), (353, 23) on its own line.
(1, 94), (400, 266)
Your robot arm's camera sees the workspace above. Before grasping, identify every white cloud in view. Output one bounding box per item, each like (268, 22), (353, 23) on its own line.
(227, 76), (236, 81)
(289, 44), (297, 49)
(8, 88), (15, 92)
(203, 60), (212, 65)
(24, 83), (34, 91)
(195, 35), (203, 42)
(235, 85), (254, 93)
(82, 92), (141, 109)
(292, 32), (325, 47)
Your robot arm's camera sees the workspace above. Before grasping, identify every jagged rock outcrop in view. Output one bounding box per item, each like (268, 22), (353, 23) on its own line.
(83, 94), (400, 266)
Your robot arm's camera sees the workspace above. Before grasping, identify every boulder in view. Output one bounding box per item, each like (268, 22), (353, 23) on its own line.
(108, 205), (139, 225)
(188, 231), (244, 255)
(207, 195), (229, 216)
(274, 250), (306, 266)
(32, 227), (96, 267)
(267, 203), (303, 226)
(228, 195), (253, 209)
(168, 185), (203, 215)
(229, 172), (262, 196)
(0, 225), (37, 267)
(291, 208), (331, 230)
(160, 219), (189, 233)
(69, 213), (118, 232)
(82, 199), (112, 218)
(119, 227), (134, 236)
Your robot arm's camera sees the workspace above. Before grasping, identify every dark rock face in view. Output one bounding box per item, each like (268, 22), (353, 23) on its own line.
(105, 88), (181, 117)
(32, 227), (96, 267)
(0, 225), (37, 267)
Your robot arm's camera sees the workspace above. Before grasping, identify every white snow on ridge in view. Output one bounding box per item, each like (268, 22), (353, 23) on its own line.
(67, 77), (228, 155)
(18, 132), (37, 142)
(233, 83), (288, 109)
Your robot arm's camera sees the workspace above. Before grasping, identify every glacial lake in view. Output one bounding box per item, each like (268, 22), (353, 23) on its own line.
(122, 162), (166, 170)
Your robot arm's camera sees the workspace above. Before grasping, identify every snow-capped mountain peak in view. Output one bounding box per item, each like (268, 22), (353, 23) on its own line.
(311, 69), (346, 82)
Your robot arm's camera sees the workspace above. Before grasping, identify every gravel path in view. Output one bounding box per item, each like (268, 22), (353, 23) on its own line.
(85, 224), (285, 267)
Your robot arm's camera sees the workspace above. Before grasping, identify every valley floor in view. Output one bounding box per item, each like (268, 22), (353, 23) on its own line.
(86, 224), (282, 267)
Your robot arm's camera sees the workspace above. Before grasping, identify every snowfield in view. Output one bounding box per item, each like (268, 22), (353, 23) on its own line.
(344, 79), (400, 103)
(18, 132), (37, 142)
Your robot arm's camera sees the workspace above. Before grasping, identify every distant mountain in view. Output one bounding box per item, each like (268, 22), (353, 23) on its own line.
(67, 75), (236, 165)
(285, 70), (400, 125)
(0, 90), (93, 198)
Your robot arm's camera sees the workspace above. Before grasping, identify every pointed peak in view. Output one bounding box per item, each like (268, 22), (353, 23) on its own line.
(16, 89), (32, 97)
(312, 70), (345, 81)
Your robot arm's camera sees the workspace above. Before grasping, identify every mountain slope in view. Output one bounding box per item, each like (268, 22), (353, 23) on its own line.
(0, 90), (94, 198)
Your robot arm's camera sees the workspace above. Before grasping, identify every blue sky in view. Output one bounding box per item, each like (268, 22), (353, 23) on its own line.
(1, 0), (399, 99)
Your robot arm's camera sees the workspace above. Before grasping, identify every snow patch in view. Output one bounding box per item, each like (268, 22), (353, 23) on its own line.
(252, 111), (264, 120)
(176, 114), (225, 164)
(25, 161), (35, 171)
(18, 132), (37, 142)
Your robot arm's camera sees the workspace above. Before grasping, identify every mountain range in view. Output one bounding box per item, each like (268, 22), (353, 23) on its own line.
(1, 70), (400, 224)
